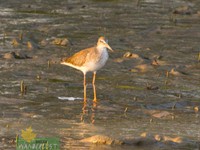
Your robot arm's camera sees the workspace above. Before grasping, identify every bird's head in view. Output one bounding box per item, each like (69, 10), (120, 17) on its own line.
(97, 36), (113, 52)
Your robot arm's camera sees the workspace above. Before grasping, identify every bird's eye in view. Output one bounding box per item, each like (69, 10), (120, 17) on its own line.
(100, 40), (106, 43)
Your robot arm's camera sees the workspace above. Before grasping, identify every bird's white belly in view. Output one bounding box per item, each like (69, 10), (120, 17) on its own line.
(84, 50), (108, 72)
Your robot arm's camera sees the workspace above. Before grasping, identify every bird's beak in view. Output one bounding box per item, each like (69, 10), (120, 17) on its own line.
(105, 43), (114, 52)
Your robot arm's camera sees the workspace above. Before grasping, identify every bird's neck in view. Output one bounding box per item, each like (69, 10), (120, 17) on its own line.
(96, 46), (107, 53)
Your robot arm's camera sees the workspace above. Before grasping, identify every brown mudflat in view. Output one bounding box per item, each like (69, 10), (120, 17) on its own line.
(0, 0), (199, 150)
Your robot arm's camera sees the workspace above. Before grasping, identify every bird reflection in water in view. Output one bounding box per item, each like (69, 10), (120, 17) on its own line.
(80, 101), (97, 124)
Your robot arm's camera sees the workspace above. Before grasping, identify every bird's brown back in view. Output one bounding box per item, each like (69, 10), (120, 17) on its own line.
(64, 47), (95, 67)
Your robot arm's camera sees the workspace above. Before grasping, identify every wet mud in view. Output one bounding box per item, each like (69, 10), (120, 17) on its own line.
(0, 0), (200, 149)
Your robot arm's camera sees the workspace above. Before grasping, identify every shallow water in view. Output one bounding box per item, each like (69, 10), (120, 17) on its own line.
(0, 0), (200, 149)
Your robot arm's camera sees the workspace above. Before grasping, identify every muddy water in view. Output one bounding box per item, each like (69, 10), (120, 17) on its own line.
(0, 0), (200, 149)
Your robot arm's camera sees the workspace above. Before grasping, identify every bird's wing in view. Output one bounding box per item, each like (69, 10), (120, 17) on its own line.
(64, 47), (94, 66)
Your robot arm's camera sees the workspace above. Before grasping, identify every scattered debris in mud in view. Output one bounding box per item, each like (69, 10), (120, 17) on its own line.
(78, 134), (197, 149)
(80, 135), (124, 145)
(0, 0), (200, 150)
(2, 51), (31, 59)
(173, 6), (195, 15)
(51, 38), (70, 46)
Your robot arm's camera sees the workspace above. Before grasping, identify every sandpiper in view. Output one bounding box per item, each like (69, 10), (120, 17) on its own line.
(61, 36), (113, 102)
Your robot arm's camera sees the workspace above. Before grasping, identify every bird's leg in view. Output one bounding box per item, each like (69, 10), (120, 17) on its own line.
(83, 73), (87, 102)
(91, 99), (97, 124)
(92, 72), (97, 102)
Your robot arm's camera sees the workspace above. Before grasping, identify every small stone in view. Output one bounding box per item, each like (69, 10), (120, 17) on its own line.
(169, 68), (181, 76)
(113, 58), (124, 63)
(32, 115), (43, 118)
(130, 69), (138, 73)
(14, 51), (30, 59)
(60, 38), (69, 46)
(140, 132), (147, 138)
(11, 39), (20, 46)
(80, 135), (124, 145)
(131, 53), (140, 58)
(36, 75), (41, 80)
(154, 135), (161, 141)
(135, 64), (149, 72)
(151, 59), (159, 66)
(152, 111), (172, 118)
(123, 52), (139, 58)
(40, 39), (48, 46)
(27, 41), (33, 49)
(3, 51), (31, 59)
(52, 38), (62, 45)
(197, 11), (200, 16)
(173, 6), (193, 15)
(163, 136), (182, 143)
(145, 47), (151, 51)
(123, 52), (132, 58)
(146, 84), (159, 90)
(3, 52), (15, 59)
(194, 106), (199, 113)
(27, 40), (40, 49)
